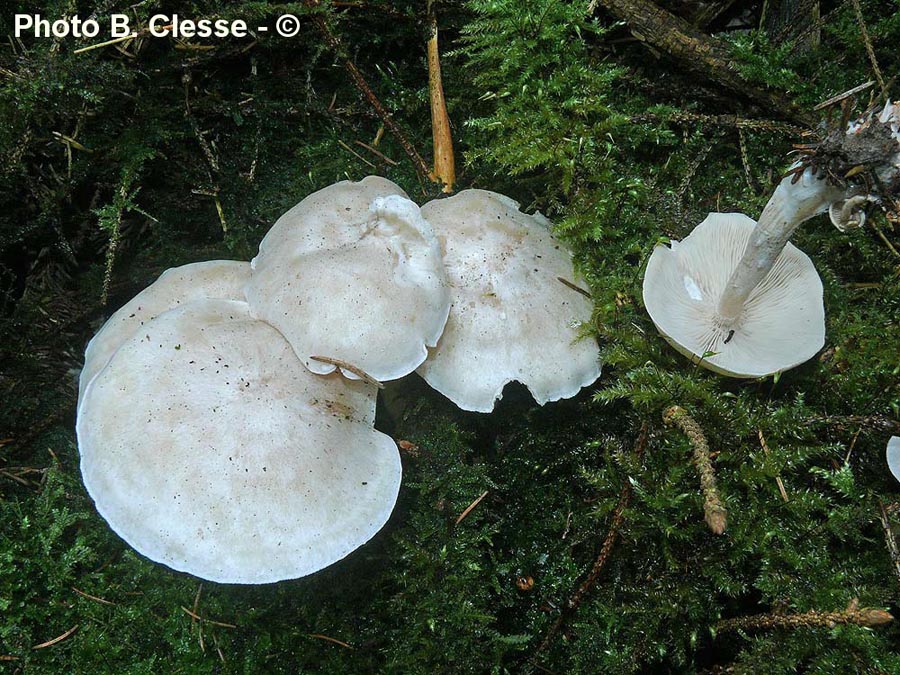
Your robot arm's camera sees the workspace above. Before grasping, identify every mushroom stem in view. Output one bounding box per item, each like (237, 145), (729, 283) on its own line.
(715, 168), (845, 324)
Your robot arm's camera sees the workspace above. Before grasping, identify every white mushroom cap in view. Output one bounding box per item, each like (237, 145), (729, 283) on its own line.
(416, 189), (601, 412)
(643, 213), (825, 378)
(78, 260), (250, 410)
(888, 436), (900, 484)
(247, 177), (450, 382)
(77, 299), (399, 583)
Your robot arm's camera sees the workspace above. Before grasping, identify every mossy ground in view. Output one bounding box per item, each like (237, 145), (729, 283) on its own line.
(1, 1), (899, 673)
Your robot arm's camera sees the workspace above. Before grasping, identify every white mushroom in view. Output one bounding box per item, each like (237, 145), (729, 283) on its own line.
(888, 436), (900, 484)
(78, 260), (250, 410)
(246, 177), (451, 382)
(417, 189), (601, 412)
(77, 299), (399, 583)
(644, 101), (900, 377)
(643, 213), (824, 377)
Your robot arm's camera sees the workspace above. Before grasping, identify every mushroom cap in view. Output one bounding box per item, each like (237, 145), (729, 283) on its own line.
(416, 189), (601, 412)
(643, 212), (825, 378)
(78, 260), (250, 410)
(247, 177), (450, 382)
(77, 299), (399, 583)
(888, 436), (900, 484)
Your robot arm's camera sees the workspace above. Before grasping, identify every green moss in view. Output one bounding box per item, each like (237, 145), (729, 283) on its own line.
(2, 0), (900, 672)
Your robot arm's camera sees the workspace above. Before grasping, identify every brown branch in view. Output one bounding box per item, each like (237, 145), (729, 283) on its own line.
(663, 406), (726, 534)
(878, 501), (900, 589)
(307, 633), (354, 649)
(757, 429), (789, 502)
(530, 422), (649, 668)
(556, 276), (593, 299)
(32, 625), (79, 650)
(629, 111), (812, 137)
(808, 414), (900, 435)
(849, 0), (886, 98)
(72, 587), (116, 606)
(717, 603), (893, 634)
(180, 606), (237, 629)
(304, 0), (431, 181)
(309, 355), (384, 389)
(455, 490), (489, 526)
(590, 0), (814, 126)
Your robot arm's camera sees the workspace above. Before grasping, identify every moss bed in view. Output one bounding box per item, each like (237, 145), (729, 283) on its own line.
(1, 1), (899, 672)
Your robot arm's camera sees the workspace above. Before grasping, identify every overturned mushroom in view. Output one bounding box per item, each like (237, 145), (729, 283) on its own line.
(78, 260), (250, 410)
(247, 177), (450, 382)
(643, 212), (825, 377)
(77, 299), (400, 583)
(644, 101), (900, 377)
(417, 189), (601, 412)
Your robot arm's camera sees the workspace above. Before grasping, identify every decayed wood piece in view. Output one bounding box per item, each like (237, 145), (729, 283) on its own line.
(589, 0), (815, 126)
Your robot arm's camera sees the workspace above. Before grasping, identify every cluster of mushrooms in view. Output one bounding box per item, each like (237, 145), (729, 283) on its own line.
(77, 100), (899, 584)
(76, 178), (600, 583)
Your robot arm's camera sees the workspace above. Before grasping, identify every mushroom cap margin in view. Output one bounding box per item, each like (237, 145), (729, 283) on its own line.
(78, 260), (251, 411)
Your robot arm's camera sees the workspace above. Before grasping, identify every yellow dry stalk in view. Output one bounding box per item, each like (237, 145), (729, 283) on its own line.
(426, 5), (455, 193)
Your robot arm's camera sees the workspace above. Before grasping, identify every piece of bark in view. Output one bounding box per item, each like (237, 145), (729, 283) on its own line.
(590, 0), (815, 126)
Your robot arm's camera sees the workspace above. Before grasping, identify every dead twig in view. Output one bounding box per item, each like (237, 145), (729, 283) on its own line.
(191, 583), (204, 653)
(556, 277), (592, 299)
(872, 222), (900, 259)
(337, 139), (377, 169)
(426, 1), (455, 192)
(72, 587), (116, 606)
(809, 414), (900, 435)
(308, 633), (354, 649)
(878, 501), (900, 589)
(848, 0), (886, 98)
(211, 632), (226, 663)
(664, 406), (726, 534)
(353, 140), (398, 166)
(304, 0), (431, 181)
(180, 606), (237, 629)
(33, 625), (79, 650)
(757, 429), (789, 502)
(716, 601), (893, 634)
(737, 126), (759, 193)
(814, 81), (876, 111)
(309, 356), (384, 389)
(455, 490), (489, 526)
(530, 423), (649, 668)
(630, 112), (811, 137)
(184, 72), (227, 234)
